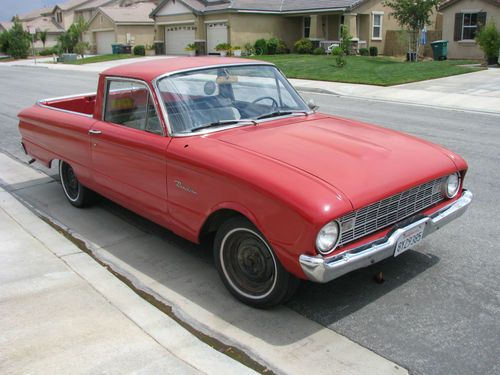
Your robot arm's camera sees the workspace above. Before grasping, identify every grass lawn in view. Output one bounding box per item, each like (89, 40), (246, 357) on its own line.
(67, 54), (137, 65)
(253, 54), (482, 86)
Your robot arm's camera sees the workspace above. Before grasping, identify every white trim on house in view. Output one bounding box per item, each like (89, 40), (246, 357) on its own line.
(203, 19), (228, 24)
(371, 11), (384, 40)
(157, 20), (196, 25)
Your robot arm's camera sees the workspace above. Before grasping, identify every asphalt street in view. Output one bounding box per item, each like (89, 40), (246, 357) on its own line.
(1, 66), (499, 375)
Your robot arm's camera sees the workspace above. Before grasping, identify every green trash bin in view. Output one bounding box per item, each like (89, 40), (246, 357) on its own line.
(430, 40), (448, 61)
(111, 44), (123, 54)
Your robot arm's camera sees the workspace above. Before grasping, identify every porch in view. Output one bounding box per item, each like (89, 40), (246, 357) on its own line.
(293, 13), (371, 53)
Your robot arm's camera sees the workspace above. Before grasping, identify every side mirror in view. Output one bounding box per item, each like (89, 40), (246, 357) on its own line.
(307, 98), (319, 111)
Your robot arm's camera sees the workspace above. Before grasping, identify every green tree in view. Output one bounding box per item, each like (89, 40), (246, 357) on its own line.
(5, 19), (31, 59)
(0, 31), (9, 53)
(38, 30), (48, 49)
(384, 0), (440, 62)
(59, 17), (89, 56)
(340, 25), (352, 55)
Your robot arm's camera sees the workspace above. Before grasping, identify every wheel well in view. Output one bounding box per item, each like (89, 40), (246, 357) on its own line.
(199, 209), (246, 244)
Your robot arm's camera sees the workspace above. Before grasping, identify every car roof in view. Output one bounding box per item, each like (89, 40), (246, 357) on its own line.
(101, 56), (274, 82)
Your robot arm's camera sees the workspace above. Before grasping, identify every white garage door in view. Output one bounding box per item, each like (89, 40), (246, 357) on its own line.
(165, 25), (195, 55)
(96, 31), (115, 55)
(207, 23), (228, 54)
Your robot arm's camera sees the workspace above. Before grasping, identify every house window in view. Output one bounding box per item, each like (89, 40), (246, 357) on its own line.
(56, 12), (62, 24)
(462, 13), (478, 40)
(303, 16), (311, 38)
(372, 13), (382, 39)
(454, 12), (486, 41)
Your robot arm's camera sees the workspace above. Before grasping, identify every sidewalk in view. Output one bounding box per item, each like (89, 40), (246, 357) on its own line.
(0, 154), (255, 374)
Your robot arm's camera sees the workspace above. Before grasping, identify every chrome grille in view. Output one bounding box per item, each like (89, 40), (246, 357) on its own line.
(338, 177), (446, 246)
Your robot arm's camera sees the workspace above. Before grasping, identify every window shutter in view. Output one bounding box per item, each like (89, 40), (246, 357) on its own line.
(477, 12), (487, 31)
(454, 13), (463, 41)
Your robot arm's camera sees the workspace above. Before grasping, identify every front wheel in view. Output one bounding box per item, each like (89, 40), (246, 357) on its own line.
(214, 217), (299, 308)
(59, 161), (93, 208)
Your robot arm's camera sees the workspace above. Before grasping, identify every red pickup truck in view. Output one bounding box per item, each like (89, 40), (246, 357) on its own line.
(18, 57), (472, 308)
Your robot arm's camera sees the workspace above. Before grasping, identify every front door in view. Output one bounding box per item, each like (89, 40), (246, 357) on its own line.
(90, 78), (170, 223)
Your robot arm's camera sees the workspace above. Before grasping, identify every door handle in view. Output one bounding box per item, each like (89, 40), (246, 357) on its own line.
(89, 129), (102, 135)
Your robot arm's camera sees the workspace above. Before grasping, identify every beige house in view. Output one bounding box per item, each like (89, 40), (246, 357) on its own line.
(439, 0), (500, 59)
(88, 2), (156, 54)
(6, 7), (65, 50)
(150, 0), (440, 56)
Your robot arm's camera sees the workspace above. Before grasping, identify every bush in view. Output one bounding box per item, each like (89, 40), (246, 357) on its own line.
(39, 46), (62, 56)
(313, 47), (325, 55)
(266, 37), (279, 55)
(276, 39), (289, 54)
(254, 39), (268, 55)
(133, 45), (145, 56)
(74, 41), (89, 57)
(294, 38), (313, 54)
(369, 46), (378, 56)
(359, 47), (369, 56)
(216, 42), (231, 51)
(332, 47), (346, 67)
(475, 21), (500, 58)
(243, 42), (255, 55)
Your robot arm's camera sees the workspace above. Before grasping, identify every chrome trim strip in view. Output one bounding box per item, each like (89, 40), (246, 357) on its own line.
(103, 77), (166, 136)
(299, 190), (473, 283)
(36, 92), (97, 118)
(150, 62), (312, 137)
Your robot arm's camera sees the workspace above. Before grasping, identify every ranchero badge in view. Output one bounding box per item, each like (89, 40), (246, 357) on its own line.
(174, 180), (198, 195)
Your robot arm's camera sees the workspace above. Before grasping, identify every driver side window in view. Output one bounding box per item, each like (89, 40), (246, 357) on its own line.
(104, 80), (163, 135)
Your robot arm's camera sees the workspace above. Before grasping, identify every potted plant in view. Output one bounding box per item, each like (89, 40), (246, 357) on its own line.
(475, 21), (500, 65)
(216, 43), (231, 57)
(185, 43), (197, 57)
(232, 46), (242, 57)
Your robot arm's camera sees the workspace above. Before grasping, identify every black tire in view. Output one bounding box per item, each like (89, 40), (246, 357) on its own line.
(59, 160), (93, 208)
(214, 217), (299, 308)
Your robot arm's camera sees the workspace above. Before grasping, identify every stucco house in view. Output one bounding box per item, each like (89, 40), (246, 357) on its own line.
(4, 7), (65, 50)
(87, 2), (156, 54)
(149, 0), (440, 56)
(439, 0), (500, 59)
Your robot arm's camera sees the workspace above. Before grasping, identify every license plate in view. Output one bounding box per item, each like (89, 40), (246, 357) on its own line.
(394, 223), (426, 257)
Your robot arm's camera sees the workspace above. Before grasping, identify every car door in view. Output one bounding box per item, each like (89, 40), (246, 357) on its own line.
(89, 78), (170, 224)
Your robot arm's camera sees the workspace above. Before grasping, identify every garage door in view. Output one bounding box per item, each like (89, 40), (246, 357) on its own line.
(96, 31), (115, 55)
(207, 23), (228, 54)
(165, 25), (195, 55)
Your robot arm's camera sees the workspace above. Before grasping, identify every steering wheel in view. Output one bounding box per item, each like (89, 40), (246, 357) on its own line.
(252, 96), (278, 109)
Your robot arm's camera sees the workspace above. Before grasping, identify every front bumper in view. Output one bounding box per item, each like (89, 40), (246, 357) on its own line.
(299, 190), (473, 283)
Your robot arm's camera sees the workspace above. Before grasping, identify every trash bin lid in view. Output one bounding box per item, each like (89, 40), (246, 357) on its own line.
(431, 40), (448, 44)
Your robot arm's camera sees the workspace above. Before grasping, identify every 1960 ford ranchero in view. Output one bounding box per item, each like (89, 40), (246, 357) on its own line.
(18, 57), (473, 308)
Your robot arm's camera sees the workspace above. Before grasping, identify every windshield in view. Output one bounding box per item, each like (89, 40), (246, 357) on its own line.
(156, 65), (309, 134)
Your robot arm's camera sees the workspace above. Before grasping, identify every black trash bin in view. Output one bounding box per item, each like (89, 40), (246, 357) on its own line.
(122, 45), (132, 54)
(430, 40), (448, 61)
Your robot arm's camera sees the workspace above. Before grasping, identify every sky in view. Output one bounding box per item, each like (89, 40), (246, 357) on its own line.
(1, 0), (61, 22)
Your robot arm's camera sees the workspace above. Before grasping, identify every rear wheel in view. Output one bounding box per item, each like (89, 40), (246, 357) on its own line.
(59, 161), (93, 207)
(214, 217), (299, 308)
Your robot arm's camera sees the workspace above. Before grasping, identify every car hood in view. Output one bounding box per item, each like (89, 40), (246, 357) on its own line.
(216, 116), (459, 209)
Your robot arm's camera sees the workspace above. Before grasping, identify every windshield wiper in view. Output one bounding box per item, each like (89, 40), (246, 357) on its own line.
(190, 119), (256, 133)
(256, 110), (309, 120)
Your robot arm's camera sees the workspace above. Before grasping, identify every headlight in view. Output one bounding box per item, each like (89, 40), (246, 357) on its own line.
(443, 173), (460, 198)
(316, 221), (340, 255)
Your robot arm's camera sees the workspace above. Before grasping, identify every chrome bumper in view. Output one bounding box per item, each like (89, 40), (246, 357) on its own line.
(299, 190), (473, 283)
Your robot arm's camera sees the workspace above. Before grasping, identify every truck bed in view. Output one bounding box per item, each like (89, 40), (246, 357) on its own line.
(38, 93), (97, 117)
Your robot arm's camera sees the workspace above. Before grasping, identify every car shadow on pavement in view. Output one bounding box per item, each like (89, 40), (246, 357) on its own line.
(13, 177), (439, 347)
(286, 250), (439, 326)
